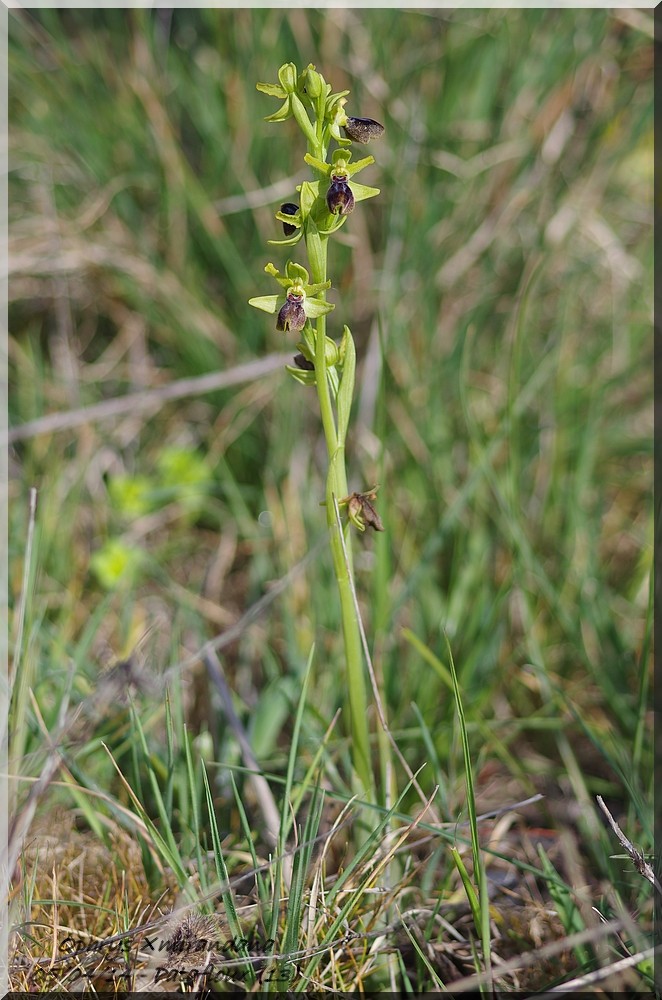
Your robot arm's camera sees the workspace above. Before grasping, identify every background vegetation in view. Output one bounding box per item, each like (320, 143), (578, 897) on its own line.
(7, 8), (653, 994)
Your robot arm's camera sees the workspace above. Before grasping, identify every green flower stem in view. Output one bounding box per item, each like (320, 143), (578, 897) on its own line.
(253, 66), (381, 803)
(308, 233), (374, 802)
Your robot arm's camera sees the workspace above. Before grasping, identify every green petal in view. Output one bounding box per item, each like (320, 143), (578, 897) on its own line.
(345, 155), (375, 177)
(304, 152), (330, 176)
(263, 262), (293, 290)
(304, 278), (332, 296)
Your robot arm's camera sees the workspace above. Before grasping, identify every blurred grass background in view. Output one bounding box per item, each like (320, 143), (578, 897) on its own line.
(7, 7), (653, 992)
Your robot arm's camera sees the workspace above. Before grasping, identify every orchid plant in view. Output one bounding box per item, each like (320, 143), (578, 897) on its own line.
(249, 63), (384, 800)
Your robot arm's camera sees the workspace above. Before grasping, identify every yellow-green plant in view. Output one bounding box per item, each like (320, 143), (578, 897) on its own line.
(249, 62), (384, 800)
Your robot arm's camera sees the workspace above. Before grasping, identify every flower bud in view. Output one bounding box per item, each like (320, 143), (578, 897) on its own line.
(293, 353), (314, 371)
(280, 202), (299, 236)
(277, 62), (298, 94)
(277, 292), (306, 332)
(326, 176), (355, 216)
(302, 64), (323, 99)
(324, 336), (340, 366)
(343, 116), (385, 143)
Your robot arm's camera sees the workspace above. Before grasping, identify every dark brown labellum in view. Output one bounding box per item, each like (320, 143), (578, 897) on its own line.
(280, 202), (299, 236)
(343, 116), (385, 144)
(293, 353), (314, 371)
(326, 177), (355, 216)
(277, 293), (306, 332)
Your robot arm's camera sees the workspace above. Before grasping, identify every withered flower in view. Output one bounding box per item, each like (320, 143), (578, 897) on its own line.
(343, 116), (385, 144)
(341, 486), (385, 532)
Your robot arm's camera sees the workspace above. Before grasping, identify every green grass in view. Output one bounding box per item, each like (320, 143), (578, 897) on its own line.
(7, 8), (654, 995)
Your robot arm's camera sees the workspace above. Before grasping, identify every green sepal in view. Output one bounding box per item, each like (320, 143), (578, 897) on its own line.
(304, 298), (335, 318)
(267, 232), (303, 248)
(248, 294), (281, 314)
(304, 152), (330, 177)
(336, 325), (356, 444)
(264, 100), (293, 123)
(347, 180), (380, 202)
(284, 261), (308, 283)
(286, 365), (317, 387)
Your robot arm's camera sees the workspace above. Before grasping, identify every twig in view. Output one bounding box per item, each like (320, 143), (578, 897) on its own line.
(596, 795), (662, 893)
(534, 944), (659, 995)
(4, 353), (291, 444)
